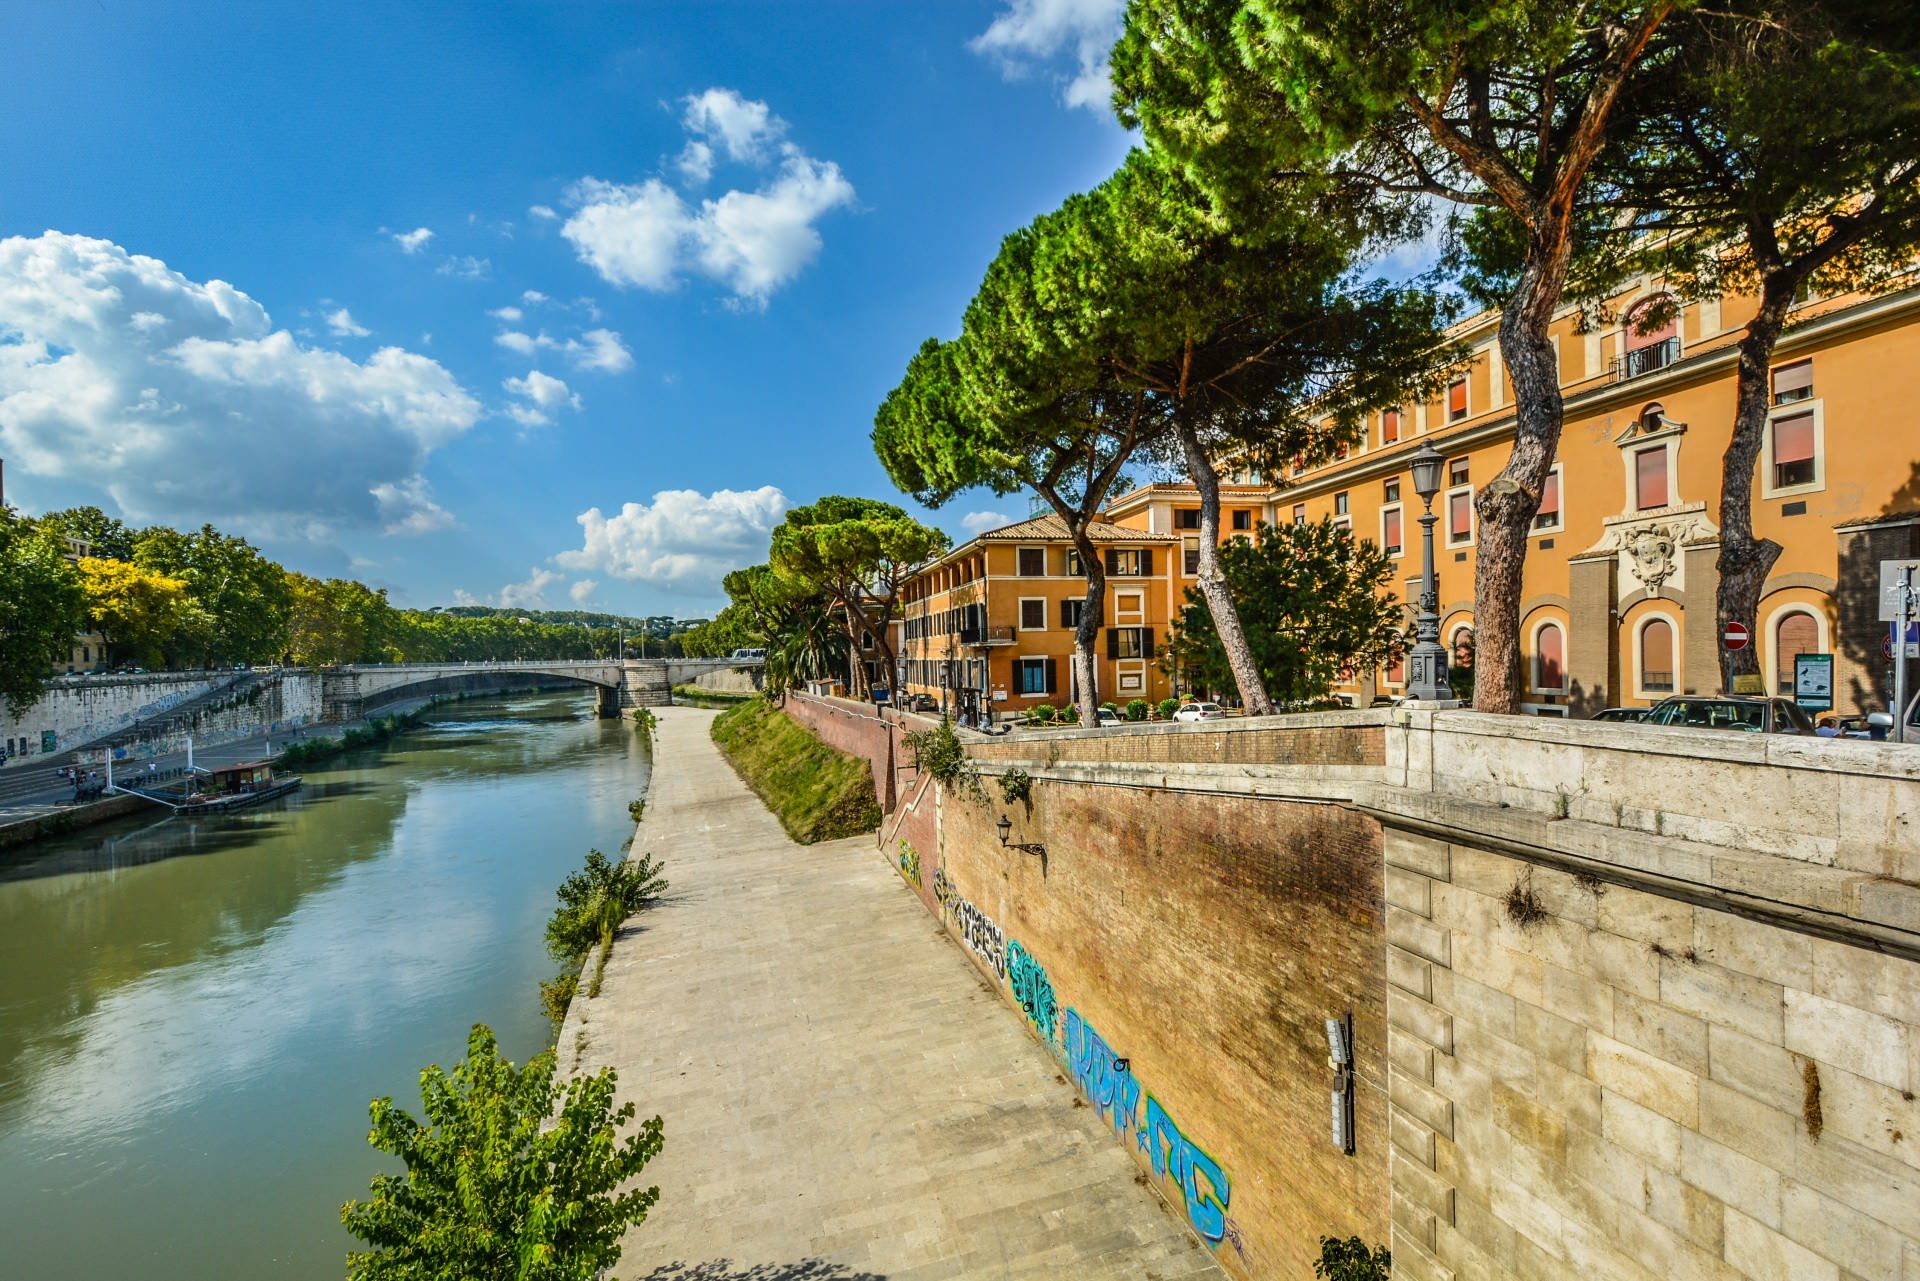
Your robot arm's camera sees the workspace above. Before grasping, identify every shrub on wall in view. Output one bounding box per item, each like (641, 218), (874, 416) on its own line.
(1157, 698), (1179, 721)
(1315, 1236), (1390, 1280)
(1125, 698), (1149, 722)
(1028, 703), (1054, 725)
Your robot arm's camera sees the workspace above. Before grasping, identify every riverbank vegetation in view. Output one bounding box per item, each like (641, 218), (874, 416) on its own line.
(546, 846), (668, 1008)
(710, 698), (881, 843)
(339, 1023), (663, 1281)
(671, 682), (755, 708)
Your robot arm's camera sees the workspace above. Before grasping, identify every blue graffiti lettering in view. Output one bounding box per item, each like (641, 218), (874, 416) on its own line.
(1139, 1093), (1232, 1244)
(1063, 1008), (1141, 1141)
(1005, 940), (1057, 1044)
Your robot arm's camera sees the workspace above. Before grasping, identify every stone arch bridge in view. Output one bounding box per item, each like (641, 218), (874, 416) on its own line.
(320, 658), (758, 722)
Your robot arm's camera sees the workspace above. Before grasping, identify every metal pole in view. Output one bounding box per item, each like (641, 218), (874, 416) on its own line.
(187, 736), (194, 774)
(1406, 499), (1453, 703)
(1896, 567), (1915, 744)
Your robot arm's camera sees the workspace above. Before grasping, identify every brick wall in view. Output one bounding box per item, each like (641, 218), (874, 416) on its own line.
(782, 692), (907, 811)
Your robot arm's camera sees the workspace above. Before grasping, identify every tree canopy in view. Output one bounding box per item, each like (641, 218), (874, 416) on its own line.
(0, 508), (84, 715)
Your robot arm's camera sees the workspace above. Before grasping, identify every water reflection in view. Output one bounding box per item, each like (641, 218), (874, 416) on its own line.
(0, 692), (649, 1281)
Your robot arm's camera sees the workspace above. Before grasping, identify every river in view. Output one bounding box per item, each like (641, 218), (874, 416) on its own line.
(0, 691), (650, 1280)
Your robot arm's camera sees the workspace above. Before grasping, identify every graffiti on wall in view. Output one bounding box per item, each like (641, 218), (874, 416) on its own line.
(1063, 1007), (1241, 1254)
(933, 866), (1006, 979)
(897, 839), (921, 887)
(1005, 940), (1058, 1044)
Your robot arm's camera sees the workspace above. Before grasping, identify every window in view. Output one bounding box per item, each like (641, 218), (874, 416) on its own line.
(1231, 509), (1251, 531)
(1619, 297), (1680, 379)
(1015, 657), (1055, 695)
(1383, 478), (1400, 504)
(1065, 549), (1083, 576)
(1640, 402), (1666, 434)
(1448, 458), (1469, 486)
(1384, 652), (1405, 686)
(1447, 377), (1468, 422)
(1106, 548), (1151, 576)
(1533, 622), (1566, 692)
(1017, 547), (1046, 577)
(1774, 611), (1820, 695)
(1533, 466), (1563, 532)
(1060, 598), (1084, 629)
(1382, 407), (1401, 443)
(1334, 491), (1349, 516)
(1381, 506), (1403, 557)
(1183, 548), (1200, 575)
(1634, 446), (1668, 510)
(1639, 618), (1675, 693)
(1292, 504), (1306, 525)
(1108, 626), (1154, 660)
(1772, 360), (1813, 405)
(1175, 508), (1202, 530)
(1771, 412), (1816, 489)
(1447, 489), (1474, 545)
(1019, 598), (1047, 630)
(860, 630), (875, 650)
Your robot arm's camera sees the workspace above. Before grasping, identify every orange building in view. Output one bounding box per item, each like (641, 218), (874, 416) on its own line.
(896, 514), (1182, 719)
(1105, 273), (1920, 717)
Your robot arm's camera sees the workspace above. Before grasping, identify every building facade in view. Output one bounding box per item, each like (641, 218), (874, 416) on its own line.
(896, 514), (1182, 719)
(1106, 275), (1920, 718)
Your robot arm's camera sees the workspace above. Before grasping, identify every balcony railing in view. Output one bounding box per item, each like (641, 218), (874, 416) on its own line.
(960, 625), (1016, 646)
(1614, 337), (1681, 382)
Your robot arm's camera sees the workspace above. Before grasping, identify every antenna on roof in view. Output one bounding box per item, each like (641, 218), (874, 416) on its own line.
(1028, 494), (1049, 518)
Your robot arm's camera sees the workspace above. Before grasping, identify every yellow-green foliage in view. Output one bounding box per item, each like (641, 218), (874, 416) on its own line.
(710, 698), (881, 844)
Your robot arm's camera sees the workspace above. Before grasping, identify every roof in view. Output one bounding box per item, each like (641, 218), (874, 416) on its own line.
(966, 513), (1178, 544)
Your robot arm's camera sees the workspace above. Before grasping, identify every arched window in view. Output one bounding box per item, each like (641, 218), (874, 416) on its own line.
(1640, 402), (1666, 433)
(1774, 611), (1821, 695)
(1533, 623), (1566, 692)
(1640, 618), (1675, 694)
(1621, 297), (1680, 378)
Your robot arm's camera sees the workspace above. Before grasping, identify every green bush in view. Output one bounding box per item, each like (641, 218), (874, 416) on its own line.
(1125, 699), (1149, 722)
(1059, 705), (1080, 724)
(1157, 698), (1180, 721)
(628, 798), (646, 824)
(539, 970), (578, 1035)
(1316, 1236), (1391, 1280)
(1100, 700), (1118, 714)
(546, 848), (669, 966)
(1029, 704), (1054, 725)
(710, 699), (882, 843)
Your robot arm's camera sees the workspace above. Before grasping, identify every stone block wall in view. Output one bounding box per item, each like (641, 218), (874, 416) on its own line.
(928, 780), (1391, 1279)
(0, 672), (228, 764)
(1382, 825), (1920, 1281)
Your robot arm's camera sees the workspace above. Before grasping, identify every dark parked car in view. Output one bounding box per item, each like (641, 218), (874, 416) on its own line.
(1591, 707), (1648, 723)
(1644, 695), (1815, 735)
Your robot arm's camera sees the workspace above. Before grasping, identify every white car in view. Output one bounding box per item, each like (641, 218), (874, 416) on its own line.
(1095, 708), (1121, 727)
(1173, 702), (1226, 722)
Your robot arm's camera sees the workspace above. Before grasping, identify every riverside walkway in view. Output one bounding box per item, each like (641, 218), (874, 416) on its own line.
(567, 706), (1223, 1281)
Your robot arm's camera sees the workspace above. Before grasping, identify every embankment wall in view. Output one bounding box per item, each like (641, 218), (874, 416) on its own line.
(0, 673), (227, 764)
(806, 693), (1920, 1281)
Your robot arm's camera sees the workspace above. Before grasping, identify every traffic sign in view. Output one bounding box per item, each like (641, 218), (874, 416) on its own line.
(1722, 621), (1751, 651)
(1885, 622), (1920, 660)
(1880, 559), (1920, 622)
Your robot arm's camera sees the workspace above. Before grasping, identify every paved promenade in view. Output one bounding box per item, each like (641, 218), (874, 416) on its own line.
(569, 706), (1223, 1281)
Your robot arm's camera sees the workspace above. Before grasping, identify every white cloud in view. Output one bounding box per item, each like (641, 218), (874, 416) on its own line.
(501, 369), (580, 427)
(559, 88), (854, 306)
(492, 326), (632, 374)
(0, 232), (481, 538)
(521, 289), (550, 304)
(498, 568), (562, 608)
(961, 510), (1021, 534)
(568, 578), (598, 604)
(326, 307), (370, 337)
(437, 255), (491, 280)
(971, 0), (1127, 111)
(555, 486), (788, 594)
(529, 205), (558, 221)
(391, 226), (435, 254)
(488, 305), (523, 322)
(371, 477), (455, 535)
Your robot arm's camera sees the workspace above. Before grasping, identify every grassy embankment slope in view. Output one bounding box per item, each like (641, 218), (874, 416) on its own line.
(709, 698), (881, 844)
(672, 683), (756, 709)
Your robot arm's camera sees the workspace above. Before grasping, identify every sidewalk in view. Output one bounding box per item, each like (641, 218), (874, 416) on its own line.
(571, 706), (1223, 1281)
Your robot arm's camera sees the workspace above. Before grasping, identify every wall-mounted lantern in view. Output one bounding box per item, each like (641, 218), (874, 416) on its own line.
(996, 813), (1047, 867)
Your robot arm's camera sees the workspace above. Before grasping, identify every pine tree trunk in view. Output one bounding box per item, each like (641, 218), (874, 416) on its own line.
(1071, 526), (1105, 727)
(1476, 247), (1571, 714)
(1717, 278), (1794, 691)
(1175, 418), (1274, 715)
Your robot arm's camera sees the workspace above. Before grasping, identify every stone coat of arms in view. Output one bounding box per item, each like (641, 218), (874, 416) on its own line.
(1626, 525), (1678, 596)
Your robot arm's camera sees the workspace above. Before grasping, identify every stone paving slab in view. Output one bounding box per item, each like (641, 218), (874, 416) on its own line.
(570, 706), (1224, 1281)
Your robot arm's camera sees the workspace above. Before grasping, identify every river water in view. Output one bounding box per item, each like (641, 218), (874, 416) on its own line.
(0, 692), (650, 1280)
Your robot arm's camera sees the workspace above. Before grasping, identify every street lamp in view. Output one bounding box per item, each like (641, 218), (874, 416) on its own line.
(1405, 442), (1456, 705)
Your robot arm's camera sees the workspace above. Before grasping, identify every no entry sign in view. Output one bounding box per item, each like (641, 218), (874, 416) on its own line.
(1723, 621), (1751, 651)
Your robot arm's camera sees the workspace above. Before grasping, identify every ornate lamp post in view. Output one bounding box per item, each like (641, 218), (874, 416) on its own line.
(1405, 442), (1456, 705)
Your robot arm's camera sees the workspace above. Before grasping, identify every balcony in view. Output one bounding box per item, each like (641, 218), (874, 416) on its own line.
(1613, 337), (1681, 382)
(960, 625), (1016, 646)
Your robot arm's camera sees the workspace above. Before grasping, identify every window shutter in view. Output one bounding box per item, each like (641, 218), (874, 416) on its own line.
(1144, 628), (1154, 657)
(1043, 658), (1057, 694)
(1140, 549), (1153, 576)
(1773, 413), (1815, 464)
(1105, 549), (1119, 575)
(1107, 628), (1120, 659)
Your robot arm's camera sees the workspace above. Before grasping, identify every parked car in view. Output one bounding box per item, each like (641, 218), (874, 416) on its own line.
(1095, 708), (1121, 727)
(1644, 695), (1815, 735)
(1816, 712), (1872, 739)
(1591, 707), (1649, 723)
(1173, 702), (1227, 722)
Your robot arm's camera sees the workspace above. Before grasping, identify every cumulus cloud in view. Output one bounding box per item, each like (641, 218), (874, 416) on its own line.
(961, 510), (1022, 535)
(498, 568), (562, 608)
(488, 305), (523, 323)
(560, 88), (854, 306)
(529, 205), (558, 221)
(971, 0), (1127, 111)
(502, 369), (580, 427)
(0, 232), (481, 538)
(437, 255), (491, 280)
(391, 226), (435, 254)
(326, 307), (370, 337)
(568, 579), (598, 604)
(555, 486), (788, 594)
(493, 326), (632, 374)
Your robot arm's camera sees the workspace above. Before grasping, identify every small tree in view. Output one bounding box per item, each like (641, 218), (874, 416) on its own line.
(1173, 520), (1404, 706)
(546, 848), (668, 965)
(1316, 1235), (1391, 1280)
(341, 1024), (663, 1281)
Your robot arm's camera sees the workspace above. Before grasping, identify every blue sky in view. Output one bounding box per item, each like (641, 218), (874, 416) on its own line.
(0, 1), (1135, 616)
